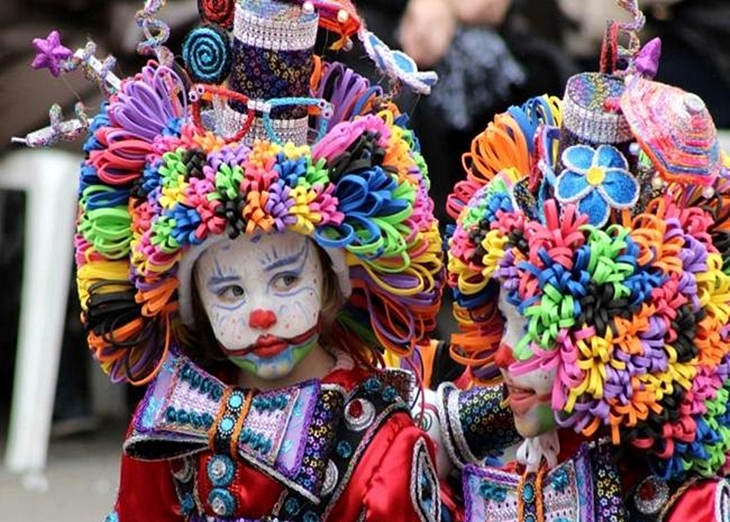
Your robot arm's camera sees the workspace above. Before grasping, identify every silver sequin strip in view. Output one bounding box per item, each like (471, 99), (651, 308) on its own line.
(562, 93), (633, 144)
(233, 3), (319, 52)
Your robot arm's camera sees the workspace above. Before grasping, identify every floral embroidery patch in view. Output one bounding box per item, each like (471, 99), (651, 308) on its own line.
(555, 144), (639, 226)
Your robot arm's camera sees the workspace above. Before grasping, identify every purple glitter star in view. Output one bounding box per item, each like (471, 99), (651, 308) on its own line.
(31, 30), (72, 77)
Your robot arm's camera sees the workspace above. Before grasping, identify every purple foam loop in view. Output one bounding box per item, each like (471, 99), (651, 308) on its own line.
(361, 284), (417, 346)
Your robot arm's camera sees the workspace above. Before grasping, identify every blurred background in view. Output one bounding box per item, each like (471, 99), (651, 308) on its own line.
(0, 0), (728, 520)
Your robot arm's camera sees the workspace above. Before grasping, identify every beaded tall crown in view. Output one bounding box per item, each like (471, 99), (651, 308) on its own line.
(446, 0), (730, 481)
(19, 0), (443, 385)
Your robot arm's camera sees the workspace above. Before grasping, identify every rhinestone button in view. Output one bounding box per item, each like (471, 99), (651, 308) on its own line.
(207, 454), (235, 487)
(208, 488), (235, 517)
(210, 459), (226, 479)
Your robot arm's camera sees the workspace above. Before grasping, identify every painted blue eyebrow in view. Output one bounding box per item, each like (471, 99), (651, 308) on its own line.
(262, 241), (308, 272)
(206, 275), (241, 290)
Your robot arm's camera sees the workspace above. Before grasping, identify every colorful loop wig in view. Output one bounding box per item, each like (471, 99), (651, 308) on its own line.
(447, 68), (730, 480)
(60, 1), (442, 387)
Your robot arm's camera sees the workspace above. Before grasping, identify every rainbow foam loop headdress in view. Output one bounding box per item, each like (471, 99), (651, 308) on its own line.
(20, 0), (443, 387)
(446, 0), (730, 481)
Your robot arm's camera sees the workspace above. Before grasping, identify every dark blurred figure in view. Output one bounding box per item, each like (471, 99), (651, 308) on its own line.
(647, 0), (730, 128)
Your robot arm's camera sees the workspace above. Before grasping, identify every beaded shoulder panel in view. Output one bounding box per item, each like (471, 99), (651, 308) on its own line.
(462, 443), (626, 522)
(125, 352), (413, 512)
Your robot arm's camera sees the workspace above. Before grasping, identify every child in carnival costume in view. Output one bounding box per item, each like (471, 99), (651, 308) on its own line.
(445, 0), (730, 520)
(15, 0), (481, 520)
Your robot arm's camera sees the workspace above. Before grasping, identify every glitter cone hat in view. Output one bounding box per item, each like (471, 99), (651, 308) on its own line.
(23, 0), (443, 385)
(446, 1), (730, 481)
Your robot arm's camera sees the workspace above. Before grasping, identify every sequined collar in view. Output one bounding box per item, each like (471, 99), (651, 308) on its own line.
(462, 443), (626, 522)
(123, 351), (414, 505)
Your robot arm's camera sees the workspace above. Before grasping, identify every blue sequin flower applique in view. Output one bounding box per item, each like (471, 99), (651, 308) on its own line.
(555, 144), (639, 227)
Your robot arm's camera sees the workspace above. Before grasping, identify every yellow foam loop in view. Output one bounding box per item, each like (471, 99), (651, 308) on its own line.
(574, 331), (614, 400)
(77, 261), (132, 308)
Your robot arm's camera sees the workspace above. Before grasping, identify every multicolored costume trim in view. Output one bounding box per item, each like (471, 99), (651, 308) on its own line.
(136, 350), (416, 520)
(462, 444), (624, 522)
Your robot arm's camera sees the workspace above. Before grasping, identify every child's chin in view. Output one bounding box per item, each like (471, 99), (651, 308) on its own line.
(514, 416), (553, 439)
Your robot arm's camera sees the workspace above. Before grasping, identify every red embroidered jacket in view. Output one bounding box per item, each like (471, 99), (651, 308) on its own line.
(107, 352), (442, 522)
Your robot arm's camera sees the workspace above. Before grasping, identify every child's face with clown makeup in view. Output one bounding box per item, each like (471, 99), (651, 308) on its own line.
(495, 292), (557, 438)
(194, 232), (324, 381)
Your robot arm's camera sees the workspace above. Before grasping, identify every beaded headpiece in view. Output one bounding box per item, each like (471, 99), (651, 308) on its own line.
(19, 0), (443, 385)
(446, 0), (730, 481)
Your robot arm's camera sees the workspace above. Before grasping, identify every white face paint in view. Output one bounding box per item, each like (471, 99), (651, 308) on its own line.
(194, 232), (323, 381)
(496, 291), (557, 438)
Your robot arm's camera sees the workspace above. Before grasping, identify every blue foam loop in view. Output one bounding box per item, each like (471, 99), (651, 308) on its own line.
(140, 159), (164, 196)
(274, 153), (308, 188)
(314, 222), (356, 249)
(507, 111), (537, 156)
(167, 205), (205, 247)
(453, 287), (491, 309)
(508, 97), (559, 155)
(335, 167), (408, 220)
(163, 116), (184, 137)
(518, 258), (543, 280)
(443, 223), (456, 249)
(697, 417), (723, 445)
(336, 171), (370, 211)
(393, 112), (412, 131)
(79, 164), (102, 194)
(484, 192), (514, 224)
(516, 295), (540, 316)
(541, 124), (560, 174)
(649, 455), (684, 482)
(625, 270), (665, 306)
(85, 185), (132, 211)
(83, 104), (111, 154)
(504, 286), (526, 309)
(522, 96), (557, 128)
(350, 86), (385, 123)
(83, 125), (111, 153)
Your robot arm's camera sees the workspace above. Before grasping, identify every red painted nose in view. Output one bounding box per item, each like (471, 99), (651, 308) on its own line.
(494, 343), (516, 370)
(248, 309), (277, 330)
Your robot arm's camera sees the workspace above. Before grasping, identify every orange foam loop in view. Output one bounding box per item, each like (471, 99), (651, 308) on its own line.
(580, 416), (602, 438)
(137, 278), (177, 317)
(464, 114), (530, 185)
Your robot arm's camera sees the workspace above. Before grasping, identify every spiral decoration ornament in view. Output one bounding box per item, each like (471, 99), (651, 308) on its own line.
(182, 25), (232, 85)
(197, 0), (236, 29)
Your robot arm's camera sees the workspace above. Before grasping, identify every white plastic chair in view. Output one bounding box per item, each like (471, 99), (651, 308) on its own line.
(1, 148), (80, 474)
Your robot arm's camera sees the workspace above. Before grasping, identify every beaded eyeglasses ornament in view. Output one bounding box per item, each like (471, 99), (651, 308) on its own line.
(446, 0), (730, 482)
(18, 0), (443, 386)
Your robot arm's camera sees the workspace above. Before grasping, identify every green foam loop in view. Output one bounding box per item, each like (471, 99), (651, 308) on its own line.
(392, 177), (417, 205)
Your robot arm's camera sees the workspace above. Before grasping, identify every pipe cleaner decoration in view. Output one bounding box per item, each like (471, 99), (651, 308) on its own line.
(21, 0), (443, 386)
(446, 0), (730, 483)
